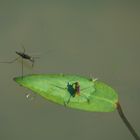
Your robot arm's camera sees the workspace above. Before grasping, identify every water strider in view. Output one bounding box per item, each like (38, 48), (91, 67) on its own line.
(0, 45), (38, 77)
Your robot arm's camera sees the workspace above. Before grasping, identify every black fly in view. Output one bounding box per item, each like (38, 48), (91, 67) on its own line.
(51, 82), (91, 106)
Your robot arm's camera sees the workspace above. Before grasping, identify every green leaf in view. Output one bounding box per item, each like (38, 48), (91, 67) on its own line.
(13, 74), (118, 112)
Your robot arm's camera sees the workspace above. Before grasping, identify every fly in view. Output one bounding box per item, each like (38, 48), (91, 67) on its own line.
(52, 82), (90, 106)
(72, 82), (80, 96)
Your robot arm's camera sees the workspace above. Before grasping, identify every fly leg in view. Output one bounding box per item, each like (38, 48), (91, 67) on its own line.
(64, 95), (71, 107)
(80, 94), (90, 104)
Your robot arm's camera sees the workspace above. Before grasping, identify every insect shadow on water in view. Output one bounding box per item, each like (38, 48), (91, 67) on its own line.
(0, 45), (39, 77)
(52, 82), (91, 106)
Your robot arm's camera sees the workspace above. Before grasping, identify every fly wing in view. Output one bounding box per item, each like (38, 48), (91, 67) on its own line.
(81, 86), (93, 91)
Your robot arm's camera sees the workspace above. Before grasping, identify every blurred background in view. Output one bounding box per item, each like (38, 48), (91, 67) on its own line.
(0, 1), (140, 140)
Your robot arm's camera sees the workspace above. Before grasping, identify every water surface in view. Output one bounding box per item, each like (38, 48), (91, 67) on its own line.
(0, 1), (140, 140)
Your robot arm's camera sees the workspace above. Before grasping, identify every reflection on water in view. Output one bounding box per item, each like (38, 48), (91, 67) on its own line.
(0, 1), (140, 140)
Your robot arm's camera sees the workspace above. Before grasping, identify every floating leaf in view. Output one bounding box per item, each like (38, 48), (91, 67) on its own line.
(14, 74), (140, 140)
(14, 74), (118, 112)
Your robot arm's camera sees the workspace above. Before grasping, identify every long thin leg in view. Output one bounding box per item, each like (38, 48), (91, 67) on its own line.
(64, 95), (72, 106)
(31, 58), (34, 68)
(0, 57), (20, 63)
(33, 56), (40, 59)
(22, 58), (23, 78)
(67, 95), (71, 104)
(21, 43), (25, 53)
(32, 61), (34, 67)
(80, 94), (90, 103)
(50, 84), (67, 90)
(31, 56), (40, 67)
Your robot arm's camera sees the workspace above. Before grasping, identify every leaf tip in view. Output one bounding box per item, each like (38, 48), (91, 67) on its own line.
(13, 77), (18, 82)
(13, 76), (23, 84)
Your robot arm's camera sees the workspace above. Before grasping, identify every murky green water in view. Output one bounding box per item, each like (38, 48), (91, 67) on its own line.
(0, 1), (140, 140)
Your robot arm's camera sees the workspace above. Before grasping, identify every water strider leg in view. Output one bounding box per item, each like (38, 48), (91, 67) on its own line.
(0, 57), (20, 63)
(31, 56), (41, 68)
(21, 58), (23, 78)
(21, 43), (25, 53)
(31, 58), (34, 67)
